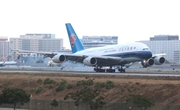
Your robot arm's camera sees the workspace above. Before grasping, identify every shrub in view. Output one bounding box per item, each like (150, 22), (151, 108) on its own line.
(66, 83), (73, 89)
(44, 78), (56, 85)
(55, 79), (67, 92)
(35, 85), (42, 94)
(76, 81), (82, 86)
(50, 99), (59, 108)
(95, 82), (106, 89)
(60, 79), (67, 85)
(106, 80), (115, 89)
(126, 94), (155, 110)
(76, 78), (94, 86)
(85, 79), (93, 86)
(56, 84), (65, 92)
(37, 78), (42, 83)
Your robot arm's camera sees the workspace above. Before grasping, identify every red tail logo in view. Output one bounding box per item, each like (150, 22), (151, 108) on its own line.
(69, 34), (76, 47)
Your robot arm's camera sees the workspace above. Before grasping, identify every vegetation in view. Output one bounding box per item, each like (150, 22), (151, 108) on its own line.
(105, 80), (115, 89)
(64, 78), (115, 110)
(36, 78), (43, 83)
(64, 86), (106, 110)
(44, 78), (56, 85)
(66, 83), (73, 89)
(76, 78), (94, 86)
(35, 85), (42, 94)
(0, 76), (165, 110)
(50, 99), (59, 109)
(126, 94), (155, 110)
(95, 82), (106, 89)
(56, 79), (67, 92)
(0, 88), (30, 110)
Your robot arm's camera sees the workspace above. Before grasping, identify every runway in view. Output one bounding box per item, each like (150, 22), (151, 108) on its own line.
(0, 66), (180, 77)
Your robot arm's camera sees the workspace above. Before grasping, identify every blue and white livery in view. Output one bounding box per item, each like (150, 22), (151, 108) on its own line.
(51, 23), (166, 72)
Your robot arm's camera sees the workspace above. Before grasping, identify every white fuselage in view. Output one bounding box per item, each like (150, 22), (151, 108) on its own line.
(71, 42), (153, 66)
(75, 42), (149, 55)
(52, 42), (153, 67)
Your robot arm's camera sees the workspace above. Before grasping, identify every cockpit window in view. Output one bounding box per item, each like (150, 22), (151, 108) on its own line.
(142, 48), (149, 50)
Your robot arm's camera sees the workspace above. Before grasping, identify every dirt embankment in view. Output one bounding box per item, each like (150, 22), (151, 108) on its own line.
(0, 72), (180, 105)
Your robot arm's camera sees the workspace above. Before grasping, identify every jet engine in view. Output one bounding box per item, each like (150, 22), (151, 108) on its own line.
(52, 54), (66, 63)
(141, 58), (154, 68)
(154, 56), (166, 65)
(83, 57), (97, 66)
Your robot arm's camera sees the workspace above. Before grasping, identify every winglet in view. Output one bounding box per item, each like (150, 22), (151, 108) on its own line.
(65, 23), (84, 53)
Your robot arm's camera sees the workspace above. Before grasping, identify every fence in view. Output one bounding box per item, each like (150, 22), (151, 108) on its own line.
(1, 100), (180, 110)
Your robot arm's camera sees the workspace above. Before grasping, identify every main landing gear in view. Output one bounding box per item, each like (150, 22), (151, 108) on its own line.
(118, 66), (125, 73)
(94, 66), (126, 73)
(94, 66), (115, 73)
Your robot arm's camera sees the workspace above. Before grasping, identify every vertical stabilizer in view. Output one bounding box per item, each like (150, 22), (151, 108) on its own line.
(65, 23), (84, 53)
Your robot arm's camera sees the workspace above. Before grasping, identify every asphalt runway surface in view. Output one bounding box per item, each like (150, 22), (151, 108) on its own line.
(1, 66), (180, 77)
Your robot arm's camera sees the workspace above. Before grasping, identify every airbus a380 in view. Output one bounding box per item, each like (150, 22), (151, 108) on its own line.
(50, 23), (166, 73)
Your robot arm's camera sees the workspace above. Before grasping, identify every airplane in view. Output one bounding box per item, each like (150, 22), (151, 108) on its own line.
(0, 55), (20, 67)
(49, 23), (166, 73)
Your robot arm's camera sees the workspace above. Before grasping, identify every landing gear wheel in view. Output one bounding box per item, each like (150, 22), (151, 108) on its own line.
(118, 66), (125, 73)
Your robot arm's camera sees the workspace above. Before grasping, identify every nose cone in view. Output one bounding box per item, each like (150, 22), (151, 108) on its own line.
(140, 50), (152, 59)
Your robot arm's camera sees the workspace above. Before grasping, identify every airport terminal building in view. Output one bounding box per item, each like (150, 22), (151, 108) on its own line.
(80, 36), (118, 49)
(137, 35), (180, 63)
(10, 34), (63, 52)
(0, 36), (9, 61)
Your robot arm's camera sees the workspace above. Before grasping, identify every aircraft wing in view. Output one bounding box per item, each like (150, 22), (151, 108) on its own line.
(11, 49), (58, 58)
(59, 54), (122, 65)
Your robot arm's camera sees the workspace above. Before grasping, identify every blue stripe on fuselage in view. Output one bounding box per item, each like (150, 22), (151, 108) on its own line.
(103, 50), (152, 60)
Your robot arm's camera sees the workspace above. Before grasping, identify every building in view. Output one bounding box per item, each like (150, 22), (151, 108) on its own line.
(10, 34), (63, 52)
(137, 35), (180, 63)
(0, 36), (9, 61)
(80, 36), (118, 49)
(24, 33), (55, 39)
(150, 35), (179, 41)
(9, 34), (63, 61)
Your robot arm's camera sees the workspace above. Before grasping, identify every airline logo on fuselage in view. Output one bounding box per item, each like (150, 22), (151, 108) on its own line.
(69, 34), (76, 47)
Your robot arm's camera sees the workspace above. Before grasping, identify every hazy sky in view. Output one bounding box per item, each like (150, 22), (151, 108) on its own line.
(0, 0), (180, 49)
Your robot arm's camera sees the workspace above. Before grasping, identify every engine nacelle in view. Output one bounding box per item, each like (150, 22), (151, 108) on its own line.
(154, 56), (166, 65)
(83, 57), (97, 66)
(141, 58), (154, 68)
(52, 54), (66, 63)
